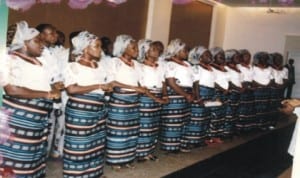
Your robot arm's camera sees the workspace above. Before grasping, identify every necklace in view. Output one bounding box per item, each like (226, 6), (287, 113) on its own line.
(211, 63), (226, 72)
(199, 62), (212, 71)
(170, 57), (188, 67)
(144, 60), (158, 68)
(120, 56), (134, 67)
(12, 51), (42, 66)
(78, 58), (98, 68)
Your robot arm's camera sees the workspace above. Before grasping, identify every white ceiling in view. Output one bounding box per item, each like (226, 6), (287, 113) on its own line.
(212, 0), (300, 7)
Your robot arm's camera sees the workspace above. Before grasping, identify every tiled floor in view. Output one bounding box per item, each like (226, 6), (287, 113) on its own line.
(46, 116), (295, 178)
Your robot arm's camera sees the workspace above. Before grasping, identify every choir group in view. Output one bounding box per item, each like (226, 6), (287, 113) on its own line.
(0, 21), (289, 178)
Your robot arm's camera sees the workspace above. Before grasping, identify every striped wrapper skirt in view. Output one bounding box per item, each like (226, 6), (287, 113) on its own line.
(269, 86), (284, 125)
(63, 93), (106, 178)
(236, 89), (256, 131)
(0, 95), (52, 178)
(224, 90), (240, 138)
(160, 87), (191, 151)
(106, 91), (139, 165)
(253, 87), (271, 129)
(136, 90), (162, 158)
(185, 86), (213, 145)
(213, 90), (228, 138)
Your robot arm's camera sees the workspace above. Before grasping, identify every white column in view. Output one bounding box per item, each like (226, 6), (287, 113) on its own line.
(145, 0), (173, 46)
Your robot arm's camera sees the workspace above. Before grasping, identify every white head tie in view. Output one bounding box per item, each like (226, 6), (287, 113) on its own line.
(164, 39), (186, 58)
(210, 47), (224, 59)
(225, 49), (238, 63)
(188, 46), (207, 65)
(113, 34), (134, 57)
(71, 31), (98, 57)
(9, 21), (39, 52)
(137, 39), (152, 62)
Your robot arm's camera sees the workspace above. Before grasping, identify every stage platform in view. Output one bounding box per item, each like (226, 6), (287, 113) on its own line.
(46, 115), (295, 178)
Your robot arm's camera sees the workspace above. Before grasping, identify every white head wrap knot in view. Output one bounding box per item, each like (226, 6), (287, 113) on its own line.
(71, 31), (98, 57)
(188, 46), (207, 65)
(165, 39), (186, 58)
(137, 39), (152, 62)
(9, 21), (39, 52)
(225, 49), (238, 63)
(113, 34), (134, 57)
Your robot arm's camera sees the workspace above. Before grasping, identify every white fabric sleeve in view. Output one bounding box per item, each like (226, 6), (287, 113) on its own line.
(64, 63), (77, 87)
(192, 65), (200, 82)
(0, 55), (10, 87)
(165, 62), (177, 79)
(104, 58), (116, 83)
(269, 67), (274, 80)
(283, 68), (289, 79)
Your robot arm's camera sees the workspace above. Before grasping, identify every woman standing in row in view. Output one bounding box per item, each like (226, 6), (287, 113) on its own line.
(63, 31), (114, 178)
(188, 46), (215, 146)
(160, 39), (194, 153)
(236, 50), (255, 132)
(224, 49), (244, 138)
(210, 47), (229, 141)
(268, 53), (288, 128)
(252, 52), (273, 130)
(105, 35), (146, 170)
(0, 21), (60, 177)
(136, 39), (168, 161)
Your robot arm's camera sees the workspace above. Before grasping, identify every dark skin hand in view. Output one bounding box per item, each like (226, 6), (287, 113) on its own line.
(167, 78), (193, 103)
(192, 82), (204, 105)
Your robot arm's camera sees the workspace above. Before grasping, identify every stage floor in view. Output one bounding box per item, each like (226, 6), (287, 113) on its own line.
(46, 115), (296, 178)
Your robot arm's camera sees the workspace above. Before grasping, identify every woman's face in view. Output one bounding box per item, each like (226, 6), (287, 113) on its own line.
(214, 52), (225, 65)
(242, 53), (251, 65)
(233, 53), (240, 64)
(200, 50), (212, 64)
(42, 27), (58, 46)
(177, 47), (189, 60)
(125, 41), (139, 59)
(146, 45), (160, 63)
(86, 39), (102, 61)
(24, 36), (44, 57)
(274, 56), (283, 67)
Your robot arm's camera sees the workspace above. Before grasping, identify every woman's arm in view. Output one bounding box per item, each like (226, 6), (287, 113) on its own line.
(215, 83), (229, 94)
(167, 78), (193, 102)
(109, 81), (147, 94)
(66, 83), (109, 95)
(193, 81), (200, 100)
(4, 84), (59, 99)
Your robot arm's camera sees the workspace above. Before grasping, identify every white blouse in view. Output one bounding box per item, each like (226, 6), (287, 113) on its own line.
(237, 64), (253, 82)
(225, 66), (243, 88)
(213, 68), (230, 90)
(253, 66), (273, 85)
(0, 54), (9, 87)
(106, 57), (140, 86)
(139, 64), (165, 89)
(49, 46), (69, 82)
(3, 54), (51, 92)
(64, 62), (108, 94)
(38, 48), (60, 84)
(271, 68), (288, 85)
(193, 65), (215, 88)
(165, 61), (194, 87)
